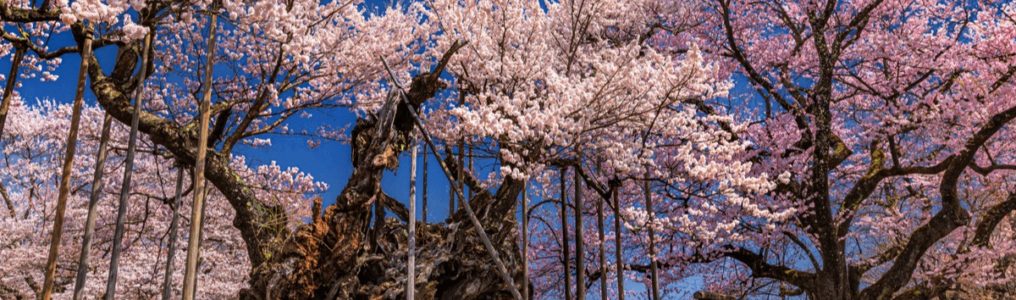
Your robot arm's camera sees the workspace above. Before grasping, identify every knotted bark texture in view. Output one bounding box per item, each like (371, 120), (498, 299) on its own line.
(242, 44), (526, 299)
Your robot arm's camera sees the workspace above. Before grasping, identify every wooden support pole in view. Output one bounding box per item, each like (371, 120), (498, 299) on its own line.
(467, 144), (474, 198)
(161, 167), (186, 300)
(406, 107), (522, 300)
(448, 144), (455, 218)
(457, 139), (465, 204)
(381, 57), (522, 300)
(72, 113), (112, 300)
(43, 29), (94, 300)
(407, 143), (417, 300)
(105, 29), (153, 300)
(182, 9), (219, 299)
(422, 142), (428, 223)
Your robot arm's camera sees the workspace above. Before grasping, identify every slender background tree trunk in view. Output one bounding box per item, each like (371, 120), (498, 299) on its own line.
(0, 44), (22, 219)
(613, 187), (624, 300)
(597, 190), (607, 299)
(0, 46), (25, 138)
(644, 178), (659, 300)
(574, 167), (585, 300)
(521, 182), (529, 300)
(560, 170), (572, 300)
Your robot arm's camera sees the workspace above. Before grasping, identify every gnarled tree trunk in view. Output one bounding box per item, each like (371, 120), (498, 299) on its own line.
(77, 18), (523, 298)
(242, 54), (525, 299)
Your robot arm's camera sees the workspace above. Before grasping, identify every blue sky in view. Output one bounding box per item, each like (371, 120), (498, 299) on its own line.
(8, 0), (457, 220)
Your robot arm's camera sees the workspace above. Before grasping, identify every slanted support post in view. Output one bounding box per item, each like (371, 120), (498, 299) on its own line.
(380, 56), (522, 300)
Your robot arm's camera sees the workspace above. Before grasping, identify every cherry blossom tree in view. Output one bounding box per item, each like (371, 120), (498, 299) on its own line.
(657, 0), (1016, 299)
(0, 98), (324, 298)
(522, 1), (1016, 299)
(420, 0), (782, 298)
(1, 0), (771, 298)
(9, 0), (1016, 299)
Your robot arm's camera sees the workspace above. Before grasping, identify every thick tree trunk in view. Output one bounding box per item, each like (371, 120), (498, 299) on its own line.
(241, 45), (525, 299)
(82, 25), (521, 298)
(242, 105), (525, 300)
(84, 24), (288, 271)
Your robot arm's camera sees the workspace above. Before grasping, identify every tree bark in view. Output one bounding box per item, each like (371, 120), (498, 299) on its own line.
(73, 16), (522, 298)
(596, 185), (607, 300)
(240, 44), (526, 299)
(644, 177), (659, 300)
(0, 46), (25, 138)
(0, 182), (13, 218)
(521, 182), (529, 300)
